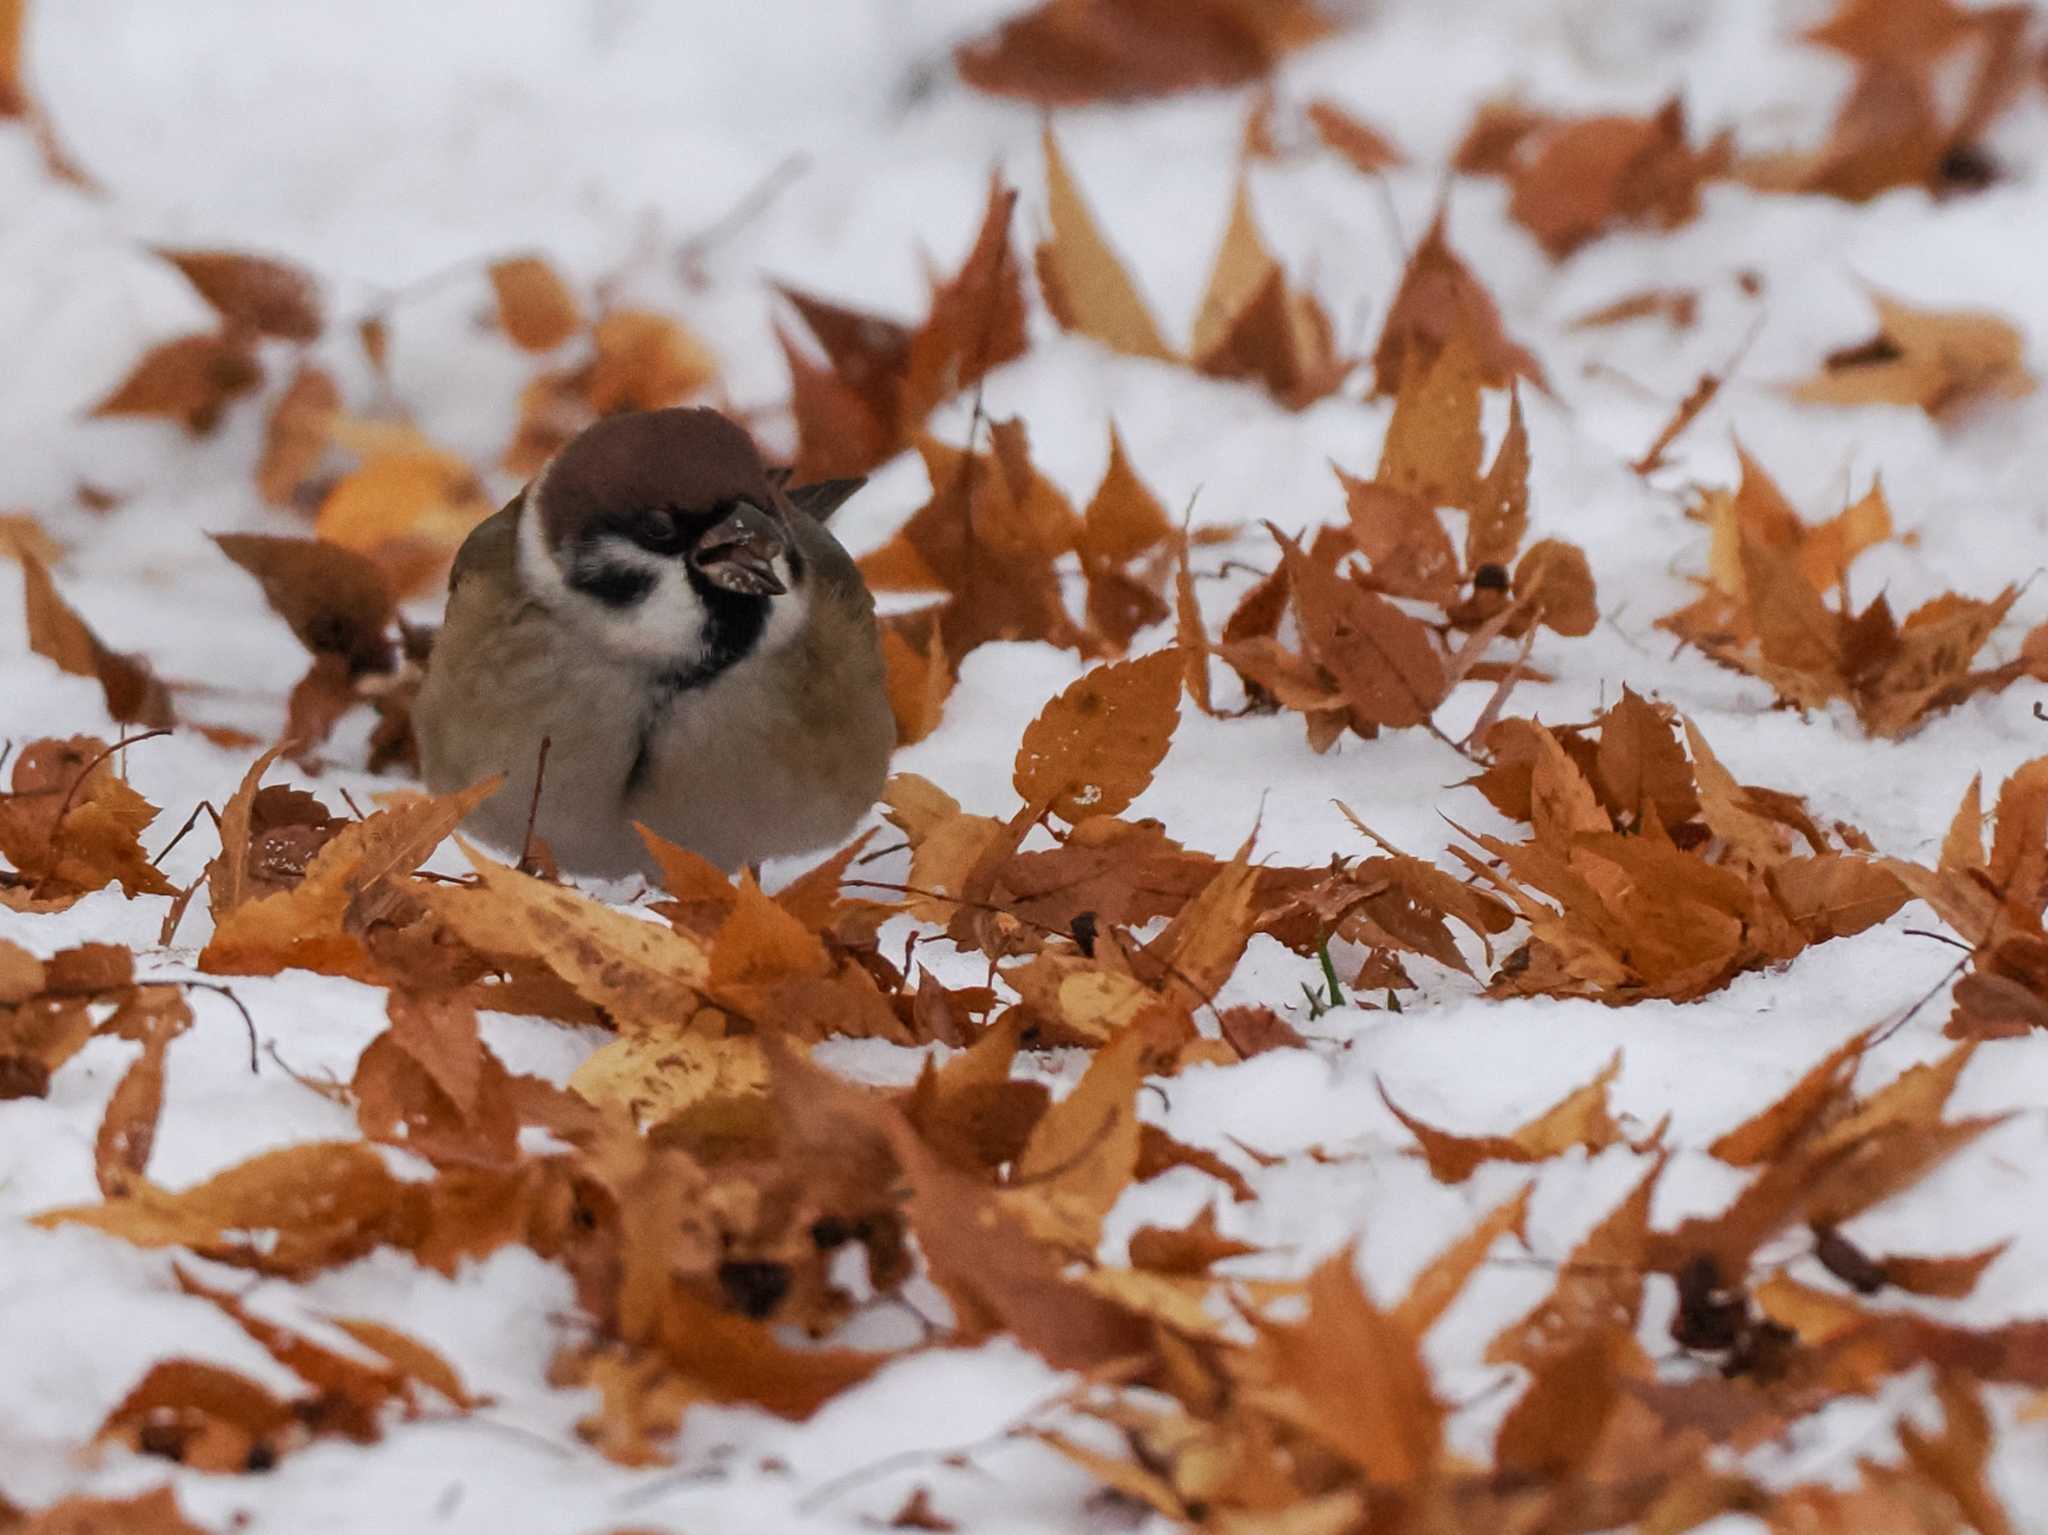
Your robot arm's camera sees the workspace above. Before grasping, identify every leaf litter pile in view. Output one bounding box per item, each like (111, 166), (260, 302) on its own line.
(7, 1), (2048, 1531)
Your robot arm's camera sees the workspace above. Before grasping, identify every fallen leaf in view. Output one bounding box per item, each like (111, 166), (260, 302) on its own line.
(1381, 1051), (1625, 1182)
(956, 0), (1331, 106)
(157, 247), (323, 341)
(14, 1488), (214, 1535)
(18, 554), (174, 726)
(1014, 649), (1183, 824)
(587, 309), (718, 414)
(490, 254), (582, 352)
(1505, 98), (1732, 258)
(1233, 1246), (1441, 1485)
(1037, 126), (1174, 361)
(1371, 209), (1543, 395)
(1794, 291), (2034, 419)
(214, 533), (396, 676)
(90, 331), (262, 435)
(37, 1140), (410, 1276)
(1306, 98), (1404, 174)
(256, 362), (341, 506)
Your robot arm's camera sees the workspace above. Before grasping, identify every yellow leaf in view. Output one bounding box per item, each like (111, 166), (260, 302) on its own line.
(1191, 172), (1276, 363)
(1037, 126), (1175, 361)
(569, 1030), (767, 1128)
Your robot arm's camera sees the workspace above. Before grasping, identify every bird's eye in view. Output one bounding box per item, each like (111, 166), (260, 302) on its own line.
(630, 508), (687, 554)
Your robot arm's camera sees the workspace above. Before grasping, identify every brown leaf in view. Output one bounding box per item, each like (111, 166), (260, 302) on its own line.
(328, 1318), (477, 1409)
(1743, 0), (2032, 202)
(1630, 370), (1723, 477)
(36, 1141), (409, 1276)
(887, 1488), (957, 1532)
(956, 0), (1330, 106)
(1513, 538), (1597, 636)
(1235, 1246), (1441, 1484)
(1899, 1372), (2016, 1535)
(1079, 425), (1176, 567)
(1382, 1051), (1624, 1183)
(1371, 209), (1543, 396)
(0, 937), (43, 1004)
(1490, 1156), (1663, 1372)
(1306, 98), (1404, 175)
(1014, 648), (1183, 823)
(1003, 1026), (1147, 1253)
(172, 1265), (406, 1437)
(1127, 1206), (1260, 1276)
(425, 844), (705, 1027)
(1277, 529), (1448, 731)
(1393, 1183), (1533, 1337)
(0, 509), (63, 566)
(19, 553), (174, 726)
(1570, 286), (1701, 331)
(198, 748), (318, 926)
(1708, 1029), (1870, 1167)
(157, 247), (323, 340)
(96, 1358), (299, 1472)
(0, 735), (176, 902)
(214, 533), (396, 675)
(587, 309), (718, 414)
(899, 175), (1029, 429)
(879, 612), (954, 747)
(1377, 326), (1484, 514)
(355, 991), (520, 1165)
(1494, 1327), (1636, 1480)
(201, 780), (500, 982)
(15, 1488), (213, 1535)
(854, 1076), (1152, 1370)
(1506, 98), (1731, 258)
(95, 1020), (178, 1196)
(0, 0), (27, 117)
(490, 255), (582, 352)
(1795, 292), (2033, 418)
(257, 362), (341, 506)
(1037, 127), (1174, 361)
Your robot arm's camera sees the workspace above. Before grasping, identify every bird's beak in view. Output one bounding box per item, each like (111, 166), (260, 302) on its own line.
(690, 501), (787, 596)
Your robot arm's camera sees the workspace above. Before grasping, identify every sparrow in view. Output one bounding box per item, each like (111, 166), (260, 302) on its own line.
(415, 407), (894, 878)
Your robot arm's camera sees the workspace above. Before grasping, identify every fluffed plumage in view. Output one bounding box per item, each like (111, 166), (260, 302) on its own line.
(415, 408), (893, 877)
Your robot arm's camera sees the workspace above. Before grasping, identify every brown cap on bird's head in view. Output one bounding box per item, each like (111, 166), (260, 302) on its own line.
(532, 407), (785, 549)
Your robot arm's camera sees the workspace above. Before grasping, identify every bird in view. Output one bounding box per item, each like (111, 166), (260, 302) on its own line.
(415, 407), (894, 878)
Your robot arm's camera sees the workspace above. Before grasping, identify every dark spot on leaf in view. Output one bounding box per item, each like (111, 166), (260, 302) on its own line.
(718, 1259), (791, 1319)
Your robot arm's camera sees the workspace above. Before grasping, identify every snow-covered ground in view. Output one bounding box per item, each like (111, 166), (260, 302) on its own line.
(6, 0), (2048, 1529)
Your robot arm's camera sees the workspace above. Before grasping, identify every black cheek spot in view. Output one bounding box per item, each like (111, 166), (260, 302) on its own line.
(572, 563), (656, 608)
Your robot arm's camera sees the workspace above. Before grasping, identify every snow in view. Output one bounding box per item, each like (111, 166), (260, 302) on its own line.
(5, 0), (2048, 1528)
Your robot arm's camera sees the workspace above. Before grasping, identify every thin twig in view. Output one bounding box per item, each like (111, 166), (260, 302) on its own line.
(177, 978), (261, 1074)
(675, 153), (810, 279)
(151, 798), (221, 867)
(408, 1410), (580, 1461)
(1871, 950), (1973, 1048)
(518, 735), (553, 875)
(1903, 927), (1975, 953)
(790, 1430), (1025, 1515)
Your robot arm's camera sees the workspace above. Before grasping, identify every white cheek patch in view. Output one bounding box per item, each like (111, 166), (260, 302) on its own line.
(599, 557), (712, 664)
(517, 483), (713, 669)
(757, 560), (810, 657)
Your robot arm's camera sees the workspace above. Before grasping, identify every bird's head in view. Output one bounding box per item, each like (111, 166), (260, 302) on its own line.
(516, 408), (851, 687)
